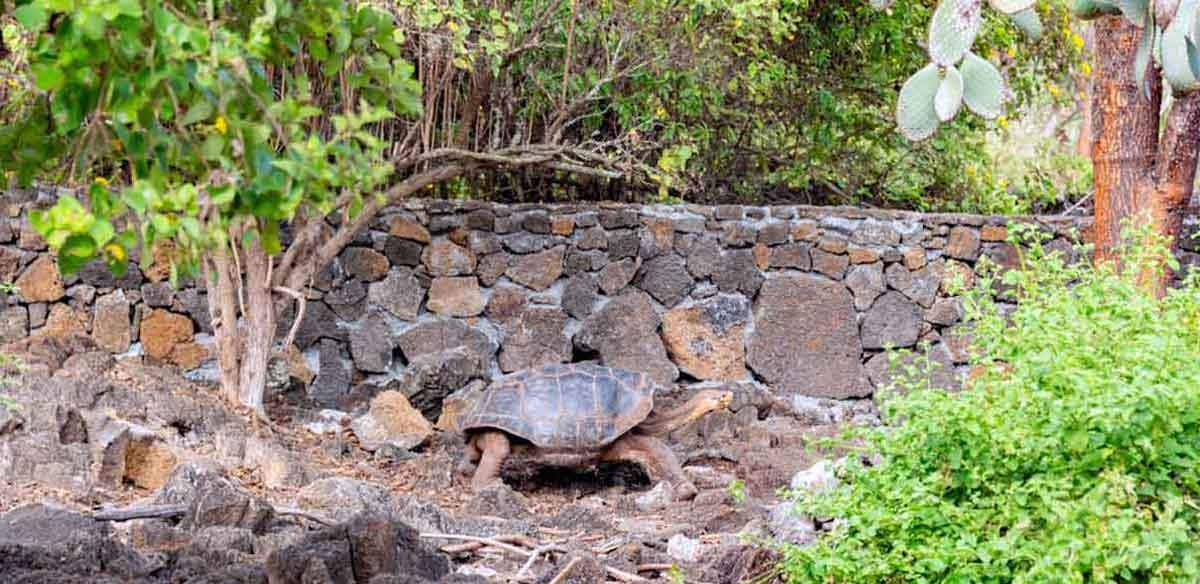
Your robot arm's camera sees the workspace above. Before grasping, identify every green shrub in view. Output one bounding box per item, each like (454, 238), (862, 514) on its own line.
(775, 224), (1200, 583)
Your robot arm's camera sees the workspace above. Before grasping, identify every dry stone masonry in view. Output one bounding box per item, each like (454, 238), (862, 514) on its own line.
(1, 189), (1094, 412)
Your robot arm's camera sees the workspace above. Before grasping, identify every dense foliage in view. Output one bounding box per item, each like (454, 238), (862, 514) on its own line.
(1, 0), (1089, 213)
(778, 225), (1200, 582)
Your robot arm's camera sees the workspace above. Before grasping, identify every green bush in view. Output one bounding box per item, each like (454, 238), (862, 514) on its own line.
(776, 224), (1200, 583)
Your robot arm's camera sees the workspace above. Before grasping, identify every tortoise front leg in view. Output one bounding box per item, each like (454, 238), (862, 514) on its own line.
(602, 434), (698, 501)
(470, 430), (511, 491)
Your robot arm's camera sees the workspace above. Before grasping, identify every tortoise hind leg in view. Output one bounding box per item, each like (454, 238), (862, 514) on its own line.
(470, 430), (511, 491)
(458, 434), (483, 478)
(601, 434), (698, 501)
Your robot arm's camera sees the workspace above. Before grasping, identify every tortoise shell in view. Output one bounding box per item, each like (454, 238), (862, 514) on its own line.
(458, 363), (657, 449)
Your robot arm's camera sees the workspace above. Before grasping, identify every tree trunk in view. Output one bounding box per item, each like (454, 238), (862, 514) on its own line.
(1090, 17), (1161, 265)
(236, 236), (275, 417)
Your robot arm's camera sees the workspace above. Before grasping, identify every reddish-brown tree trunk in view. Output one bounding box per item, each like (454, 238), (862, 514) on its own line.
(1090, 17), (1200, 296)
(1090, 18), (1161, 265)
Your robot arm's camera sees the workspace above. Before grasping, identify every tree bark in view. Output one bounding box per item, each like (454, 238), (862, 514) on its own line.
(236, 233), (275, 418)
(1090, 17), (1162, 265)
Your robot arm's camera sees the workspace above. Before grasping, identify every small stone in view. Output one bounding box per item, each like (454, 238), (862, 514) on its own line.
(667, 534), (702, 563)
(661, 294), (749, 381)
(851, 219), (901, 246)
(607, 230), (640, 259)
(643, 217), (675, 257)
(790, 220), (818, 241)
(140, 282), (175, 308)
(940, 259), (977, 294)
(92, 290), (132, 353)
(383, 237), (423, 267)
(712, 249), (763, 296)
(767, 502), (817, 545)
(811, 249), (849, 279)
(886, 263), (939, 308)
(522, 212), (551, 234)
(477, 252), (510, 286)
(790, 460), (838, 495)
(946, 226), (981, 260)
(600, 209), (639, 229)
(576, 290), (677, 384)
(0, 306), (28, 345)
(981, 225), (1008, 242)
(576, 227), (609, 250)
(498, 307), (571, 372)
(304, 410), (351, 436)
(427, 277), (485, 317)
(753, 243), (770, 270)
(466, 231), (502, 255)
(139, 308), (194, 360)
(466, 209), (496, 231)
(169, 342), (210, 369)
(599, 258), (638, 295)
(635, 481), (674, 512)
(485, 285), (529, 323)
(635, 254), (692, 307)
(36, 303), (89, 338)
(388, 216), (431, 243)
(902, 247), (926, 270)
(350, 312), (394, 373)
(369, 268), (425, 321)
(758, 222), (790, 245)
(17, 222), (47, 250)
(926, 297), (963, 326)
(310, 339), (352, 406)
(506, 245), (564, 291)
(715, 205), (743, 220)
(28, 303), (47, 328)
(551, 216), (575, 236)
(15, 256), (64, 302)
(817, 237), (848, 254)
(721, 222), (757, 247)
(341, 247), (390, 281)
(845, 262), (885, 311)
(866, 343), (960, 392)
(769, 243), (811, 270)
(502, 232), (550, 254)
(351, 391), (433, 452)
(847, 246), (881, 264)
(686, 237), (721, 278)
(860, 291), (922, 350)
(562, 274), (598, 319)
(422, 240), (476, 276)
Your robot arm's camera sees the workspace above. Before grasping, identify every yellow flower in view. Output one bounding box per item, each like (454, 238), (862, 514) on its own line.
(1048, 84), (1061, 97)
(1081, 62), (1092, 76)
(214, 116), (228, 135)
(1071, 32), (1085, 50)
(94, 176), (110, 187)
(965, 165), (976, 177)
(997, 115), (1009, 129)
(656, 106), (667, 118)
(1006, 47), (1016, 58)
(104, 243), (126, 262)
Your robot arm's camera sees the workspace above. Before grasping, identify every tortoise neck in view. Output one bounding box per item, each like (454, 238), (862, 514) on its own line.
(635, 397), (708, 436)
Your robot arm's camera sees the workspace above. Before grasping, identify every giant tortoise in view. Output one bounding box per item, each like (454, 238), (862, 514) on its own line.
(455, 363), (732, 501)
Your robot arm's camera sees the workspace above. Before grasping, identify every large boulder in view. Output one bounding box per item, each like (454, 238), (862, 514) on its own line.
(369, 268), (426, 322)
(635, 254), (693, 307)
(0, 504), (156, 582)
(351, 392), (433, 452)
(661, 295), (750, 381)
(92, 290), (132, 353)
(154, 461), (276, 533)
(505, 245), (564, 291)
(746, 275), (869, 398)
(15, 256), (64, 302)
(575, 290), (677, 385)
(426, 277), (485, 317)
(389, 347), (490, 419)
(350, 312), (394, 374)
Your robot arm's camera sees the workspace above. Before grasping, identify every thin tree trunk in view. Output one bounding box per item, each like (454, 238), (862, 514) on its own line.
(1090, 18), (1162, 264)
(209, 252), (242, 406)
(237, 234), (275, 418)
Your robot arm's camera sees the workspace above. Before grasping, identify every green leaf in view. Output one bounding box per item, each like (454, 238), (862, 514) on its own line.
(896, 63), (942, 141)
(179, 101), (214, 126)
(1074, 0), (1124, 19)
(13, 3), (49, 31)
(59, 234), (98, 275)
(935, 65), (964, 122)
(1010, 9), (1043, 41)
(88, 219), (115, 248)
(260, 220), (282, 255)
(960, 52), (1006, 119)
(928, 0), (982, 66)
(31, 64), (66, 92)
(1117, 0), (1150, 27)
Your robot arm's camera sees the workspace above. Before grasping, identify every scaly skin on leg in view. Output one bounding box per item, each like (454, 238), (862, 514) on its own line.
(602, 433), (698, 501)
(458, 435), (483, 478)
(470, 431), (511, 491)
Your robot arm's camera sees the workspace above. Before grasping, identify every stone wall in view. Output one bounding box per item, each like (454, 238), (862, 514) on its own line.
(0, 189), (1091, 413)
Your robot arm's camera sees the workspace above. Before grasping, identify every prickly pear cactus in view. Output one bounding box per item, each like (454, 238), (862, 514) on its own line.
(929, 0), (983, 66)
(935, 65), (965, 122)
(897, 64), (943, 140)
(988, 0), (1036, 14)
(1162, 0), (1200, 92)
(960, 52), (1005, 119)
(1010, 8), (1043, 40)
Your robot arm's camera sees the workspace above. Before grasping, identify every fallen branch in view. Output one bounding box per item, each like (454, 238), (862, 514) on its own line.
(93, 503), (188, 522)
(548, 557), (582, 584)
(275, 506), (335, 526)
(515, 543), (568, 580)
(419, 532), (534, 557)
(605, 565), (648, 582)
(636, 563), (674, 572)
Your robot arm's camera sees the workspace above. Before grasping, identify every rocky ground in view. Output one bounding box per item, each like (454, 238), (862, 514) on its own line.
(0, 335), (873, 583)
